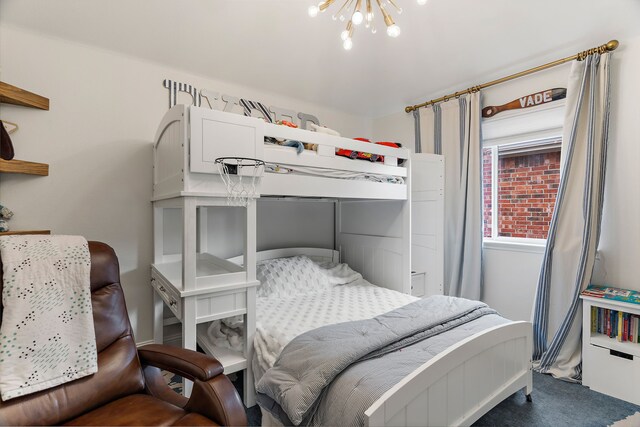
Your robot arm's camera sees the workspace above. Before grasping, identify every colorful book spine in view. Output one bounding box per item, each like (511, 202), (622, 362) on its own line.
(599, 308), (604, 334)
(591, 306), (597, 333)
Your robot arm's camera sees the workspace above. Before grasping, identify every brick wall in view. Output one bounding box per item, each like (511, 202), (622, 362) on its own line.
(483, 148), (561, 239)
(483, 148), (493, 237)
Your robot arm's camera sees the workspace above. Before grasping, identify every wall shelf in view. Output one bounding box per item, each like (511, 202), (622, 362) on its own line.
(0, 81), (49, 110)
(0, 159), (49, 176)
(0, 230), (50, 236)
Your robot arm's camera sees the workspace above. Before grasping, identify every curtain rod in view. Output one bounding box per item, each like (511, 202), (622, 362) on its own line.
(405, 39), (619, 113)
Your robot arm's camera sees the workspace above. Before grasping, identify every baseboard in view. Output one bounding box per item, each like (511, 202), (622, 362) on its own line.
(164, 333), (182, 347)
(137, 334), (183, 348)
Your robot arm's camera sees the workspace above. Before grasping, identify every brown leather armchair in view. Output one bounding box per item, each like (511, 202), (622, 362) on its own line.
(0, 241), (248, 426)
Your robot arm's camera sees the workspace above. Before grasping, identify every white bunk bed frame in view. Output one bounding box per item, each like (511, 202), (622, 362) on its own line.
(151, 105), (532, 426)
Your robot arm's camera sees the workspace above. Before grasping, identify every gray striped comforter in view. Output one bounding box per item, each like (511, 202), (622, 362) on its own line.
(256, 295), (507, 426)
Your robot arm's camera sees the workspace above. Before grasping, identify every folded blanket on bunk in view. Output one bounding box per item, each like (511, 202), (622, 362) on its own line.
(0, 235), (97, 401)
(256, 295), (500, 426)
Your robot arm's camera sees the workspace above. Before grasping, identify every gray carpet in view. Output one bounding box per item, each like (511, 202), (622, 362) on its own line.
(473, 372), (639, 427)
(231, 371), (639, 426)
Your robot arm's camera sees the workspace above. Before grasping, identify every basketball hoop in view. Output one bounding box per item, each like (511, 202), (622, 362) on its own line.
(215, 157), (265, 206)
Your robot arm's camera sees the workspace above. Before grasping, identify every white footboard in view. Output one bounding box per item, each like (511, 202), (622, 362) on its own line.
(365, 321), (532, 427)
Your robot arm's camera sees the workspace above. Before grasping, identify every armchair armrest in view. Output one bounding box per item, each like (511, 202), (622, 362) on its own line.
(138, 344), (248, 426)
(138, 344), (223, 382)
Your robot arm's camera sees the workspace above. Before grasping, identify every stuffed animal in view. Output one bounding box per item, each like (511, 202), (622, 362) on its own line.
(0, 204), (13, 232)
(0, 204), (14, 220)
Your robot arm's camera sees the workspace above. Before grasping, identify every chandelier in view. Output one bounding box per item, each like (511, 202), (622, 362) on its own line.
(308, 0), (428, 50)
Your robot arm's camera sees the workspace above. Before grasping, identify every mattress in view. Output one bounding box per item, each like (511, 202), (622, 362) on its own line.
(206, 262), (417, 380)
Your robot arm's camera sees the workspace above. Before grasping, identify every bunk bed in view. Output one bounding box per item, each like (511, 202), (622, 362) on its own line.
(151, 105), (532, 426)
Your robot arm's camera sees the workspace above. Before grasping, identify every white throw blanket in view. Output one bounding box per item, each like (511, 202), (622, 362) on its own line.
(0, 235), (97, 401)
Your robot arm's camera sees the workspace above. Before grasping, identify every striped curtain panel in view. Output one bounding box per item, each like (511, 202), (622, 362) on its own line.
(418, 94), (483, 299)
(532, 52), (612, 381)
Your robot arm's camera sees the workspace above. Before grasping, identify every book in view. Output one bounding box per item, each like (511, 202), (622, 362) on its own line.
(609, 310), (615, 338)
(591, 306), (597, 333)
(582, 285), (640, 305)
(617, 311), (623, 342)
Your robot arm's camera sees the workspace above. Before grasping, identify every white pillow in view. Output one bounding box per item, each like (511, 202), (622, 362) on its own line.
(256, 256), (331, 298)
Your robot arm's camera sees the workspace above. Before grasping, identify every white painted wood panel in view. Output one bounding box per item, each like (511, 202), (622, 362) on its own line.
(261, 173), (407, 200)
(195, 290), (247, 323)
(339, 233), (405, 293)
(365, 322), (532, 427)
(411, 153), (444, 297)
(190, 107), (264, 174)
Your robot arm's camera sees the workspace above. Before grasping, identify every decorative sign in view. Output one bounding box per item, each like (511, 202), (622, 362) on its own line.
(482, 88), (567, 118)
(163, 79), (321, 128)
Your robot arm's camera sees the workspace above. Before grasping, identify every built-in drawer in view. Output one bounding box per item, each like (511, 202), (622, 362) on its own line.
(195, 288), (248, 323)
(584, 343), (640, 405)
(151, 272), (182, 321)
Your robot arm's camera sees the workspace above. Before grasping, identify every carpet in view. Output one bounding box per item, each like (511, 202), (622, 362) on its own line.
(473, 372), (640, 427)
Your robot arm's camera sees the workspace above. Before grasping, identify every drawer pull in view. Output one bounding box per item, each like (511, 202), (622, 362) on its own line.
(610, 349), (633, 360)
(170, 299), (177, 307)
(159, 286), (166, 292)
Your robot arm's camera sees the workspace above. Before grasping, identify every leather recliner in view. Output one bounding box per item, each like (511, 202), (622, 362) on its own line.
(0, 241), (248, 426)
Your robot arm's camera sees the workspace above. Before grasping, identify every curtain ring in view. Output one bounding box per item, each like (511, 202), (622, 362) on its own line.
(454, 91), (461, 99)
(443, 95), (449, 102)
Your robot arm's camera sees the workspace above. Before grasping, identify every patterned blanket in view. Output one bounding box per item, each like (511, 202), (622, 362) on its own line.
(0, 235), (97, 401)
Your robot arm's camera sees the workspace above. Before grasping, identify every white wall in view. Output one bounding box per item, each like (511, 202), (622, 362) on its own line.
(372, 111), (416, 152)
(0, 24), (371, 343)
(373, 36), (640, 320)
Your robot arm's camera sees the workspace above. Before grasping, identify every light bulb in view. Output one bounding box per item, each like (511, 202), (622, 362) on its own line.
(341, 30), (350, 41)
(308, 5), (319, 17)
(343, 38), (353, 50)
(366, 11), (374, 21)
(339, 14), (345, 21)
(352, 10), (364, 25)
(386, 24), (400, 37)
(417, 0), (428, 4)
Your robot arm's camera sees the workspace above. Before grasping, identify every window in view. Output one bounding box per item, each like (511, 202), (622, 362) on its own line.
(483, 137), (561, 241)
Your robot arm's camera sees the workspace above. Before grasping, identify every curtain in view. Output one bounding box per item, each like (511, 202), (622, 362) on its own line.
(418, 93), (483, 299)
(531, 52), (611, 381)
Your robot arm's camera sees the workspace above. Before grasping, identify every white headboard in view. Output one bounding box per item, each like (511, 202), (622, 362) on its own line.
(227, 247), (339, 266)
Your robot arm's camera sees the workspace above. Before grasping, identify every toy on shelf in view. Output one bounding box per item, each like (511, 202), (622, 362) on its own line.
(336, 139), (401, 163)
(0, 204), (13, 232)
(265, 120), (319, 154)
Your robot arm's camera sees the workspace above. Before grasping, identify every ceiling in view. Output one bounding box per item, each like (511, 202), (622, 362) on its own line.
(2, 0), (640, 117)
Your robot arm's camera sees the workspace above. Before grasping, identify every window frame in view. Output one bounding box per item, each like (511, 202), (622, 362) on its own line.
(481, 101), (565, 249)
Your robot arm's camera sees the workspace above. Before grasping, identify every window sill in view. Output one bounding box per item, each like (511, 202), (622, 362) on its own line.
(483, 238), (546, 254)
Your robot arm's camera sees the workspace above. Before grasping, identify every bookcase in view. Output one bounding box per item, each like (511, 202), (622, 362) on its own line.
(581, 286), (640, 405)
